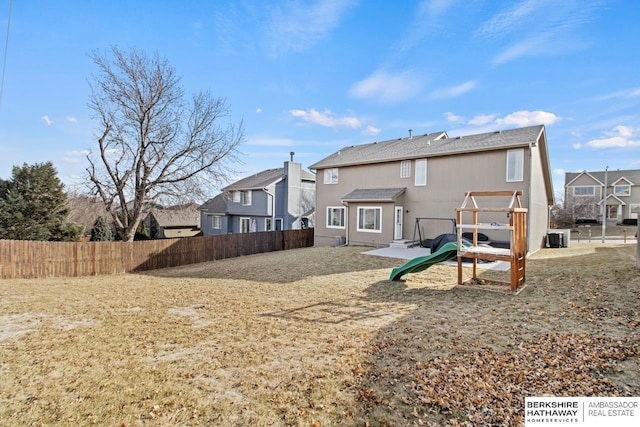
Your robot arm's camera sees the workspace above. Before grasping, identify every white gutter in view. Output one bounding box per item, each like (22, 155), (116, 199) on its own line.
(264, 187), (275, 231)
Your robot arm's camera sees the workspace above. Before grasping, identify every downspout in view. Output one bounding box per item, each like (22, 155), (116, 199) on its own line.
(341, 200), (349, 246)
(527, 141), (534, 254)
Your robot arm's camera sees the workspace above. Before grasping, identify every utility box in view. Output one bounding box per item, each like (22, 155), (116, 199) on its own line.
(548, 228), (570, 247)
(547, 232), (562, 248)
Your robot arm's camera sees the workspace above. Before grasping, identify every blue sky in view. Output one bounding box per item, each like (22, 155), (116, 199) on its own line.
(0, 0), (639, 201)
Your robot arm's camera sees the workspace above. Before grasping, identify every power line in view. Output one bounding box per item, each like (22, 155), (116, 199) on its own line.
(0, 0), (13, 108)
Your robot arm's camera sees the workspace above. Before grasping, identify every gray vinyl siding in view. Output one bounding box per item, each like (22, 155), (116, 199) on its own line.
(200, 212), (230, 236)
(315, 147), (550, 250)
(527, 143), (551, 251)
(227, 190), (270, 216)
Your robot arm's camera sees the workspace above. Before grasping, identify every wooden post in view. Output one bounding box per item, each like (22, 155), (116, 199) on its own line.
(632, 206), (640, 269)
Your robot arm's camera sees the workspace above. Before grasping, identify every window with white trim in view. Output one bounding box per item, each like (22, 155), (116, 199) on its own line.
(265, 218), (272, 231)
(241, 190), (252, 206)
(357, 207), (382, 232)
(324, 168), (339, 184)
(506, 149), (524, 182)
(275, 218), (283, 231)
(400, 160), (411, 178)
(614, 184), (631, 196)
(232, 191), (241, 203)
(240, 217), (251, 233)
(414, 159), (427, 186)
(212, 215), (221, 229)
(326, 206), (345, 228)
(573, 186), (595, 196)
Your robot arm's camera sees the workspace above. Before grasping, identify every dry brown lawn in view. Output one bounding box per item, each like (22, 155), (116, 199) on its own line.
(1, 243), (638, 426)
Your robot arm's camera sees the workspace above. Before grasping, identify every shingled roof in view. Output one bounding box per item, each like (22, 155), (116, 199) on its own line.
(565, 169), (640, 186)
(341, 188), (406, 202)
(149, 204), (200, 227)
(223, 167), (316, 191)
(309, 125), (545, 169)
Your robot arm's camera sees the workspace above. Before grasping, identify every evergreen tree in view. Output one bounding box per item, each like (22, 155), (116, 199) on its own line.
(90, 216), (113, 241)
(0, 162), (83, 241)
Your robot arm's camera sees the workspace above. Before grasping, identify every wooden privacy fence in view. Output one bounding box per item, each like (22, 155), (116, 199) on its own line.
(0, 228), (314, 279)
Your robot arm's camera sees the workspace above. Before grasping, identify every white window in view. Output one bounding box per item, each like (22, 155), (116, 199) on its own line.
(212, 215), (221, 229)
(506, 149), (524, 182)
(414, 159), (427, 186)
(326, 206), (345, 228)
(357, 207), (382, 232)
(265, 218), (272, 231)
(400, 160), (411, 178)
(242, 190), (252, 206)
(573, 186), (595, 196)
(240, 217), (251, 233)
(232, 191), (241, 203)
(324, 168), (339, 184)
(614, 185), (631, 196)
(275, 218), (283, 231)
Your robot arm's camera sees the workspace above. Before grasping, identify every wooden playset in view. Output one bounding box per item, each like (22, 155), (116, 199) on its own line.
(455, 191), (527, 292)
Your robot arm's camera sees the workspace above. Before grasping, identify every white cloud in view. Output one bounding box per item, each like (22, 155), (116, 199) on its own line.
(553, 168), (565, 177)
(66, 116), (78, 123)
(267, 0), (356, 55)
(247, 136), (295, 147)
(495, 110), (559, 127)
(41, 115), (53, 126)
(429, 80), (476, 99)
(349, 70), (424, 104)
(580, 125), (640, 149)
(420, 0), (455, 17)
(63, 149), (90, 164)
(290, 109), (361, 129)
(477, 0), (544, 37)
(599, 87), (640, 100)
(362, 125), (380, 136)
(478, 0), (601, 64)
(468, 114), (496, 126)
(493, 35), (550, 65)
(444, 112), (464, 123)
(256, 108), (262, 113)
(66, 149), (90, 157)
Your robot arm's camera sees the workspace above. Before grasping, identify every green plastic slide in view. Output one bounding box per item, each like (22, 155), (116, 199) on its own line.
(389, 241), (463, 281)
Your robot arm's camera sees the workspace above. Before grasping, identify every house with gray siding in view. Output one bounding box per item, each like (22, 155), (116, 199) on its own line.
(309, 125), (554, 254)
(200, 160), (315, 236)
(564, 169), (640, 224)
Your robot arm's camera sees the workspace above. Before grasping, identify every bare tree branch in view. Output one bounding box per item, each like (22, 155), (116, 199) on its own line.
(84, 47), (243, 241)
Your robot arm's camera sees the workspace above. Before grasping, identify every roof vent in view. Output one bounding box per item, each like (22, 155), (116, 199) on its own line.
(408, 129), (413, 139)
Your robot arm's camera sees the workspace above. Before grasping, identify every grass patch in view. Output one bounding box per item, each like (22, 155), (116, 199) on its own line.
(1, 244), (638, 426)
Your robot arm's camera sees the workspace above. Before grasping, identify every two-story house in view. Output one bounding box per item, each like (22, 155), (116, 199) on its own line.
(564, 169), (640, 225)
(309, 125), (554, 253)
(200, 159), (316, 236)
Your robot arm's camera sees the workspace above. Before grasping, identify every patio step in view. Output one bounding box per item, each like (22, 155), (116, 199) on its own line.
(389, 239), (416, 248)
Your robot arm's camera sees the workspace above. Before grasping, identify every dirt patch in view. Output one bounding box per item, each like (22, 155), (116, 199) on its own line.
(0, 244), (638, 426)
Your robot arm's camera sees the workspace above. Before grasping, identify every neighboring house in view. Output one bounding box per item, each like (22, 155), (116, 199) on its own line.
(564, 169), (640, 224)
(144, 203), (202, 238)
(200, 160), (316, 236)
(309, 125), (554, 253)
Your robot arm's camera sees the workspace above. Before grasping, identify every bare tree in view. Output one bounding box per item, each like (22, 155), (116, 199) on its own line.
(85, 47), (243, 241)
